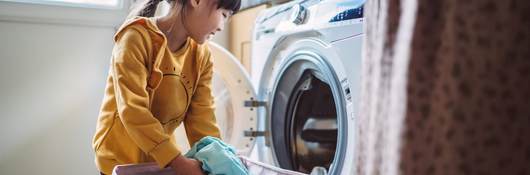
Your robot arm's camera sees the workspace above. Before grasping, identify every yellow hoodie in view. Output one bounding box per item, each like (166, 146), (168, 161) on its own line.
(92, 17), (221, 174)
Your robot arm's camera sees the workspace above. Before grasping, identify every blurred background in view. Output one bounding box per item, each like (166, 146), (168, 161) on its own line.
(0, 0), (285, 174)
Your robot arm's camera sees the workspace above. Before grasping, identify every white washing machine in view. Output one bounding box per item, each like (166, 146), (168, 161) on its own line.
(207, 0), (364, 174)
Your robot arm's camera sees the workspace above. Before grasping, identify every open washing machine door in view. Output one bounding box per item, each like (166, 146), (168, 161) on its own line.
(208, 42), (259, 156)
(173, 42), (259, 157)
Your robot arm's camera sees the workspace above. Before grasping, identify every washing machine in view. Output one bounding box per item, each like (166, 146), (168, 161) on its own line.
(207, 0), (364, 174)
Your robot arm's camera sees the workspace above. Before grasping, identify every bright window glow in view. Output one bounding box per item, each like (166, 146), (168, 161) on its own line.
(46, 0), (118, 6)
(2, 0), (121, 8)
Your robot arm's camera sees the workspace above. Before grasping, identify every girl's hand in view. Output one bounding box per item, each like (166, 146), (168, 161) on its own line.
(169, 155), (204, 175)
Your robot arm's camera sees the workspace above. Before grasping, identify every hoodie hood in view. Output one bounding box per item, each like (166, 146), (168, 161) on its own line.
(114, 17), (165, 42)
(113, 17), (168, 90)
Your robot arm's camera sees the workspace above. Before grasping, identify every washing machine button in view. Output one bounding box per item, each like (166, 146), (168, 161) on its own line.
(290, 4), (308, 25)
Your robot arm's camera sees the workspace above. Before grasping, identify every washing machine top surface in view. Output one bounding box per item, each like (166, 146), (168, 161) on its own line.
(254, 0), (364, 40)
(250, 0), (365, 88)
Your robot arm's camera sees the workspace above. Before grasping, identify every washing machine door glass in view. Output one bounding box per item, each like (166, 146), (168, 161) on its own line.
(172, 42), (258, 156)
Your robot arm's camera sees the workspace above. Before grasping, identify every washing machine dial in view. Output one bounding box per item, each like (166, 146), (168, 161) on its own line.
(290, 4), (308, 25)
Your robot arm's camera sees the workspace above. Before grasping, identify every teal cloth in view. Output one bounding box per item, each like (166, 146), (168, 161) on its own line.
(184, 136), (249, 175)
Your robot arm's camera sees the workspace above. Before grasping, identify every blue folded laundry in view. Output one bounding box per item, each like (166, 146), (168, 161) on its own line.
(185, 136), (249, 175)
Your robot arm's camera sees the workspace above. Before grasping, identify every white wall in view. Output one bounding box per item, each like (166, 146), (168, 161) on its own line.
(0, 13), (120, 174)
(0, 1), (123, 174)
(0, 21), (115, 174)
(0, 1), (230, 174)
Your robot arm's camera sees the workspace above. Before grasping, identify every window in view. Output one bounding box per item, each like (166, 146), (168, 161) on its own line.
(0, 0), (129, 27)
(1, 0), (122, 9)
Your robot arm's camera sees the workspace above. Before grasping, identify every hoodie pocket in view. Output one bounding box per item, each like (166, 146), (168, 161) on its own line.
(150, 74), (189, 124)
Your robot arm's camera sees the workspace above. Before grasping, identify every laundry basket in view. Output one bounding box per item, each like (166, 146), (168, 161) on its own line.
(112, 156), (307, 175)
(238, 156), (306, 175)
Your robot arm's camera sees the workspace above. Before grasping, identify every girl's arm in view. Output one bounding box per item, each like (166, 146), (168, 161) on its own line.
(112, 27), (181, 168)
(184, 46), (222, 146)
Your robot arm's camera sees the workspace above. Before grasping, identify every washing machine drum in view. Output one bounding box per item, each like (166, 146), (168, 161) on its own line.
(265, 52), (352, 174)
(271, 62), (338, 173)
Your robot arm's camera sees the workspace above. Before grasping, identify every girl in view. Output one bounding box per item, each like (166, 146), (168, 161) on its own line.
(92, 0), (240, 174)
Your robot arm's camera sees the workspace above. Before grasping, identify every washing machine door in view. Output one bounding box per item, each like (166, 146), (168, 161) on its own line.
(207, 42), (258, 156)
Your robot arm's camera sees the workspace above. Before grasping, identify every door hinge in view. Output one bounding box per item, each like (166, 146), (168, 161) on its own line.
(244, 130), (267, 137)
(244, 100), (266, 107)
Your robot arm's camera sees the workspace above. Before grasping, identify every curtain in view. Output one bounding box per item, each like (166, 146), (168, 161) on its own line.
(356, 0), (530, 174)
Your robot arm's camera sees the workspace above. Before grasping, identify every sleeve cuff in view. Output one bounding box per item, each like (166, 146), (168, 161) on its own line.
(149, 139), (181, 168)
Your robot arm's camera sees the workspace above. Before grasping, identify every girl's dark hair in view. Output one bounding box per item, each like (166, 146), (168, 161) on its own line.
(136, 0), (241, 18)
(216, 0), (242, 14)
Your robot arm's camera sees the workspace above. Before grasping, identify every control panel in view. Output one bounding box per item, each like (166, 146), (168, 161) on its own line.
(329, 5), (363, 23)
(253, 0), (365, 39)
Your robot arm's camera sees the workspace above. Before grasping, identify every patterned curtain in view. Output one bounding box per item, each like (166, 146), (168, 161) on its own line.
(356, 0), (530, 174)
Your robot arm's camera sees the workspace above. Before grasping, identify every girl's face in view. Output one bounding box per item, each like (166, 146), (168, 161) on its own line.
(184, 0), (232, 44)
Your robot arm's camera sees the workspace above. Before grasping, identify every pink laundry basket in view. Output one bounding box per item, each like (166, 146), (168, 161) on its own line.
(111, 156), (307, 175)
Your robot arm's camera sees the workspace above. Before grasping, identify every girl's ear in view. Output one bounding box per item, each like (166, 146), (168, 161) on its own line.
(189, 0), (200, 8)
